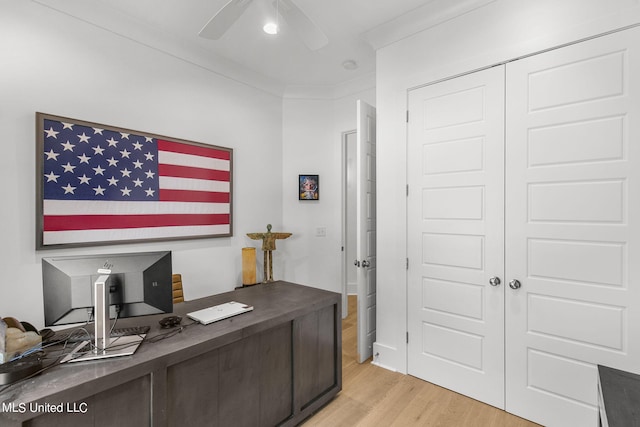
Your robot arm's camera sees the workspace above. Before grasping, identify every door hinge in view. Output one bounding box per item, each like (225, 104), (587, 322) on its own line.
(406, 332), (409, 343)
(406, 110), (409, 123)
(406, 184), (409, 197)
(406, 258), (409, 270)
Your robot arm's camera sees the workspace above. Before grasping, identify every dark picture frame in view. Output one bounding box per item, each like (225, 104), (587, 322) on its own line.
(299, 174), (319, 200)
(36, 112), (233, 249)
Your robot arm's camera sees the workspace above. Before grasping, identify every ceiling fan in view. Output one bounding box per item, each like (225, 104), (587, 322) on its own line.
(199, 0), (328, 51)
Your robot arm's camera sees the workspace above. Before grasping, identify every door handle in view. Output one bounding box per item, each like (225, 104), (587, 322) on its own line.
(489, 277), (501, 286)
(354, 260), (360, 267)
(362, 260), (370, 268)
(509, 279), (522, 290)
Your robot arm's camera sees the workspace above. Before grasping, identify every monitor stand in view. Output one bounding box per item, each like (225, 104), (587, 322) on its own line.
(61, 335), (144, 363)
(61, 272), (144, 364)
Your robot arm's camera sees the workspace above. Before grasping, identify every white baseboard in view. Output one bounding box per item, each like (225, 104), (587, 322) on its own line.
(372, 342), (404, 373)
(347, 282), (357, 295)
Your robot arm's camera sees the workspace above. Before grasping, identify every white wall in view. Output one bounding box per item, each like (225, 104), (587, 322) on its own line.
(0, 1), (283, 328)
(375, 0), (640, 373)
(281, 89), (375, 294)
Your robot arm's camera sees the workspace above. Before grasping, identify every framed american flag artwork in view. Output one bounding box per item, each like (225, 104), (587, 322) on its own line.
(36, 112), (233, 249)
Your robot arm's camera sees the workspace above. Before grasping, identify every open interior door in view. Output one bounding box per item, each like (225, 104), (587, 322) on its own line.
(356, 100), (377, 363)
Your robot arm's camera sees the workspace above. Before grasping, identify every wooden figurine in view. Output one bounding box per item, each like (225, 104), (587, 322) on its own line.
(247, 224), (292, 283)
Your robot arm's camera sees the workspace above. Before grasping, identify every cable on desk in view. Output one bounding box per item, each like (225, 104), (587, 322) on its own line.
(144, 320), (197, 343)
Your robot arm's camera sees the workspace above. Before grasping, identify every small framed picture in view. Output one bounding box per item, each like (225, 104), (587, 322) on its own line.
(299, 174), (319, 200)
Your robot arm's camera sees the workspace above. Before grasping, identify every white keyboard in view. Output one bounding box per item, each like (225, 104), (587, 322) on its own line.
(187, 301), (253, 325)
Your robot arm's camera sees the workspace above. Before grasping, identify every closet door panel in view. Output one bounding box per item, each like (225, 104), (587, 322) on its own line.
(407, 65), (506, 409)
(505, 26), (640, 427)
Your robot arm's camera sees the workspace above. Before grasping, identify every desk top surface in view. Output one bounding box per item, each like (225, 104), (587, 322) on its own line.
(0, 281), (340, 411)
(598, 365), (640, 427)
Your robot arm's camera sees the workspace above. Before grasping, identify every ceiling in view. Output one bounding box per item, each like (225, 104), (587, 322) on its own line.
(32, 0), (494, 94)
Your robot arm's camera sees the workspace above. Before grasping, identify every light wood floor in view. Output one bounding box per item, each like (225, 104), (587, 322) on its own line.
(302, 296), (540, 427)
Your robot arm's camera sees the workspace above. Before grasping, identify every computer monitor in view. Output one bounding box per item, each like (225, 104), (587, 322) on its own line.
(42, 251), (173, 327)
(42, 251), (172, 362)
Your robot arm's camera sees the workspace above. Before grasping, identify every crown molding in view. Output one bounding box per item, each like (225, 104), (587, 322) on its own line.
(282, 72), (376, 100)
(363, 0), (497, 50)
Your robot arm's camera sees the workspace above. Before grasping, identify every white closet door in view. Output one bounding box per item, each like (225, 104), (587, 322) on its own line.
(407, 66), (506, 408)
(505, 27), (640, 427)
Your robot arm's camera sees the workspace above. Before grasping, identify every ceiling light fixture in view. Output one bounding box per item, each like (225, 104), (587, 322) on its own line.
(263, 0), (280, 35)
(342, 59), (358, 70)
(263, 22), (278, 35)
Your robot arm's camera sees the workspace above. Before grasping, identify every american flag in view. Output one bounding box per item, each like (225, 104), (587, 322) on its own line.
(39, 115), (232, 246)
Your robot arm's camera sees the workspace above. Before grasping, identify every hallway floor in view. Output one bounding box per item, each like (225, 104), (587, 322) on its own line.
(302, 296), (540, 426)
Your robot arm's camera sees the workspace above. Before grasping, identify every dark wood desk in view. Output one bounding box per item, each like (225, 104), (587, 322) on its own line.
(598, 365), (640, 427)
(0, 281), (341, 426)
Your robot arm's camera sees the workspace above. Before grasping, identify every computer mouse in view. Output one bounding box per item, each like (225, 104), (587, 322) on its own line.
(159, 316), (182, 329)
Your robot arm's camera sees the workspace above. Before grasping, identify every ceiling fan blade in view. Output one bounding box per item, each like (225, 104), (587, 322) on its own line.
(199, 0), (254, 40)
(278, 0), (328, 51)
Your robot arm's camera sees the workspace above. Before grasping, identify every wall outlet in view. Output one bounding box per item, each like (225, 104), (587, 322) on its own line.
(315, 227), (327, 237)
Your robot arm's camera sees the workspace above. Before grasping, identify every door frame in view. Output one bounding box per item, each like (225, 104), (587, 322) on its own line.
(341, 129), (357, 319)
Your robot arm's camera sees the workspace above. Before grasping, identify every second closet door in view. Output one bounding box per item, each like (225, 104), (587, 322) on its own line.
(504, 26), (640, 427)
